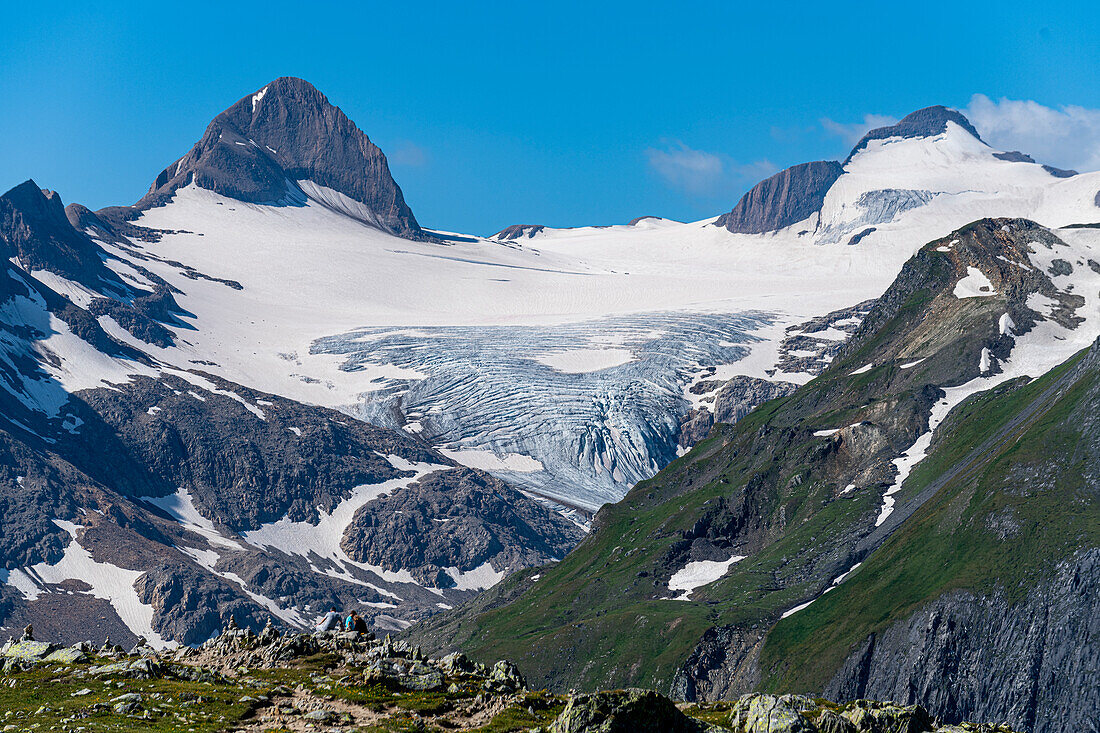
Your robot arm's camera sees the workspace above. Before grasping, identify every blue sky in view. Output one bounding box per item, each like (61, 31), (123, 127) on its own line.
(2, 1), (1099, 235)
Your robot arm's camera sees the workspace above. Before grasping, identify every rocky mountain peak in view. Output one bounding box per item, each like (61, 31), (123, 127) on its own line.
(137, 77), (428, 240)
(845, 105), (982, 162)
(714, 160), (844, 234)
(0, 180), (123, 291)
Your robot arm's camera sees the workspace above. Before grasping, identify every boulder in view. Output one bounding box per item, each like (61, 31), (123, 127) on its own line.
(2, 640), (55, 661)
(840, 700), (934, 733)
(487, 659), (526, 693)
(44, 646), (87, 664)
(440, 651), (478, 676)
(550, 689), (710, 732)
(728, 694), (816, 733)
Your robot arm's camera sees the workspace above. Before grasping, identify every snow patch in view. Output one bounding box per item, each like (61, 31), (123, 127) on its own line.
(442, 562), (506, 591)
(532, 348), (635, 373)
(438, 448), (543, 473)
(140, 487), (243, 551)
(668, 554), (747, 600)
(980, 347), (993, 374)
(953, 267), (996, 298)
(251, 86), (268, 113)
(7, 521), (173, 648)
(242, 456), (450, 587)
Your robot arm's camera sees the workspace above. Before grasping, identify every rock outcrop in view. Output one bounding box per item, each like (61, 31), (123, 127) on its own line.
(493, 224), (547, 240)
(825, 551), (1100, 733)
(550, 689), (711, 732)
(341, 467), (582, 586)
(714, 161), (843, 234)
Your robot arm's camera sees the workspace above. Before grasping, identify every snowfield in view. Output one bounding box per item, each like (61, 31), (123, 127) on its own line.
(81, 122), (1100, 510)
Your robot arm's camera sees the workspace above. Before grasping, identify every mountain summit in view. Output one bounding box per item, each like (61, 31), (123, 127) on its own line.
(844, 105), (983, 162)
(139, 77), (427, 240)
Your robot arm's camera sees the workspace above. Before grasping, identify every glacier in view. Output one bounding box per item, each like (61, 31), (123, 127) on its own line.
(314, 311), (773, 510)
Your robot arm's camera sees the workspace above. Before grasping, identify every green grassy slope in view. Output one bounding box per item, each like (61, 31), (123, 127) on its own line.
(759, 345), (1099, 691)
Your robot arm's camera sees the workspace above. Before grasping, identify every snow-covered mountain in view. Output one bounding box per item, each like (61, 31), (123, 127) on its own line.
(77, 98), (1097, 510)
(0, 174), (582, 647)
(1, 78), (1099, 647)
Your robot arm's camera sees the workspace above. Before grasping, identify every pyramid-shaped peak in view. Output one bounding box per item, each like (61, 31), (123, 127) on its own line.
(846, 105), (983, 163)
(137, 78), (428, 240)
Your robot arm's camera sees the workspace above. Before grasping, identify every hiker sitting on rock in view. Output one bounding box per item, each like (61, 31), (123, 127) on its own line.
(315, 606), (342, 632)
(345, 610), (369, 634)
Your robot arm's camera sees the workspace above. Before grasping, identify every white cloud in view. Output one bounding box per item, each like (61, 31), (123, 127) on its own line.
(820, 114), (898, 147)
(964, 94), (1100, 172)
(646, 141), (775, 197)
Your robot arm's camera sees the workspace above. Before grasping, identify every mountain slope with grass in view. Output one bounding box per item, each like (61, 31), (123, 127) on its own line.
(760, 340), (1100, 733)
(407, 218), (1100, 733)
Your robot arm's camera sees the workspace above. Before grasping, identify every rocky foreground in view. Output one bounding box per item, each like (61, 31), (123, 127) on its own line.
(0, 623), (1021, 732)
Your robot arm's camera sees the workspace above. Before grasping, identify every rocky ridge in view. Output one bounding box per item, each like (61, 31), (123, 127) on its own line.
(0, 624), (1022, 732)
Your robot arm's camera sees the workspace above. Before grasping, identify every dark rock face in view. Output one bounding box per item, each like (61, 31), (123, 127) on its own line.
(678, 408), (715, 447)
(87, 288), (180, 348)
(847, 227), (876, 245)
(992, 151), (1035, 164)
(845, 106), (982, 163)
(66, 373), (440, 530)
(134, 561), (265, 646)
(139, 77), (427, 240)
(493, 224), (546, 240)
(713, 377), (800, 426)
(714, 161), (843, 234)
(341, 468), (583, 586)
(1094, 190), (1100, 208)
(825, 549), (1100, 733)
(0, 181), (125, 292)
(678, 377), (799, 449)
(0, 432), (87, 568)
(1041, 164), (1077, 178)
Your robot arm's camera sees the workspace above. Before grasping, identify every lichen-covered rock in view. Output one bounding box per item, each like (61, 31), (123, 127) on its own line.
(839, 700), (934, 733)
(728, 693), (816, 733)
(43, 646), (87, 664)
(440, 651), (478, 676)
(486, 659), (526, 693)
(2, 640), (54, 661)
(550, 689), (709, 732)
(398, 670), (443, 691)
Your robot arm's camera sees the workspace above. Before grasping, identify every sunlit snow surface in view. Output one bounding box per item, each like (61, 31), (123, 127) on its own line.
(668, 554), (747, 600)
(1, 521), (173, 648)
(314, 312), (770, 509)
(113, 129), (1100, 511)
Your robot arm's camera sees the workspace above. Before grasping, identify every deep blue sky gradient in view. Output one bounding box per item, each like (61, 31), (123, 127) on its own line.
(2, 1), (1098, 234)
